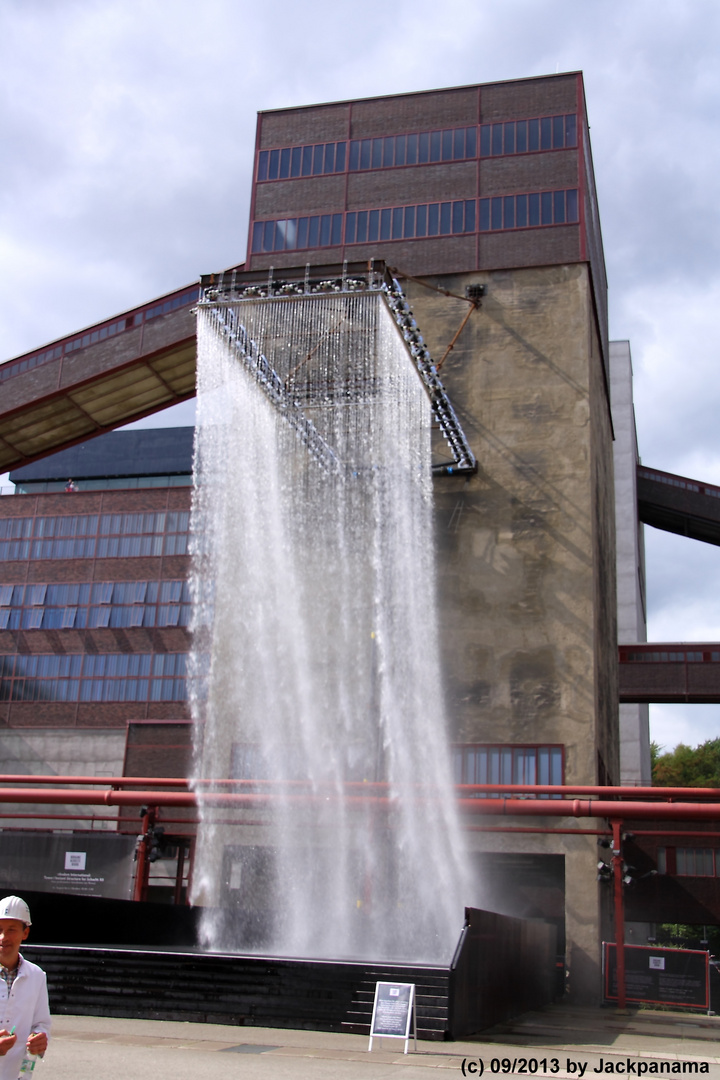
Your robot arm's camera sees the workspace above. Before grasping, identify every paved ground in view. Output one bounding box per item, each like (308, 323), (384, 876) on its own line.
(38, 1005), (720, 1079)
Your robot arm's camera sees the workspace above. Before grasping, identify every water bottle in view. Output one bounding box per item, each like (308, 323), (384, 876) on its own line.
(18, 1050), (38, 1075)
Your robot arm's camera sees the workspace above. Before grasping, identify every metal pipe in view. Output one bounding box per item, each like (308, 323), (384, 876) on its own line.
(5, 775), (720, 800)
(0, 788), (719, 820)
(611, 820), (627, 1012)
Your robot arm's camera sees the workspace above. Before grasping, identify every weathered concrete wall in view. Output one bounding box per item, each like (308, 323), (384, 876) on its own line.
(405, 263), (618, 1001)
(610, 340), (650, 785)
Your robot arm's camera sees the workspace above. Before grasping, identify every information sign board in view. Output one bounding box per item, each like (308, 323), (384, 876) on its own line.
(604, 942), (709, 1010)
(368, 982), (416, 1054)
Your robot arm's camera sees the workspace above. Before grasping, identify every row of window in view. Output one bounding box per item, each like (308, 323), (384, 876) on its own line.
(624, 651), (718, 663)
(0, 512), (190, 562)
(453, 744), (563, 791)
(657, 847), (720, 877)
(0, 652), (187, 702)
(251, 189), (579, 254)
(0, 535), (188, 561)
(0, 287), (199, 385)
(0, 511), (189, 541)
(0, 580), (190, 607)
(0, 604), (191, 631)
(256, 113), (578, 182)
(638, 466), (720, 500)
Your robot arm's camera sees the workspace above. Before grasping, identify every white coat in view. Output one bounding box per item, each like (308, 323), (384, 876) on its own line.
(0, 955), (51, 1080)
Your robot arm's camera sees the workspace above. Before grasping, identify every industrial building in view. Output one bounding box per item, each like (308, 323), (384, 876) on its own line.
(3, 72), (718, 1004)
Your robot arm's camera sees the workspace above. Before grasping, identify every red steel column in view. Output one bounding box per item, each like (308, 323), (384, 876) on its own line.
(611, 819), (626, 1010)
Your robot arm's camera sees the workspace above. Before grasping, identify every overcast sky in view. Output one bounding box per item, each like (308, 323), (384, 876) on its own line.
(1, 0), (719, 752)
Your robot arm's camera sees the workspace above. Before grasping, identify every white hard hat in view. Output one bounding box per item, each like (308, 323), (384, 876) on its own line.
(0, 896), (31, 925)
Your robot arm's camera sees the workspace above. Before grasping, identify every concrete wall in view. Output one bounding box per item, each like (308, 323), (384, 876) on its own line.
(610, 340), (650, 784)
(405, 262), (618, 1001)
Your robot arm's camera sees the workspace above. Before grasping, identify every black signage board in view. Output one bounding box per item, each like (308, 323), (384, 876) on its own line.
(0, 833), (136, 900)
(368, 982), (416, 1054)
(604, 942), (709, 1010)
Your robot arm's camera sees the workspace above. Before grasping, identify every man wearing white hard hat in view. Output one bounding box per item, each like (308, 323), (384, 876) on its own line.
(0, 896), (51, 1077)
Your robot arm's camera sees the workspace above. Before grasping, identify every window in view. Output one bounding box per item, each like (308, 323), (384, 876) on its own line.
(658, 847), (719, 877)
(454, 744), (563, 796)
(479, 189), (579, 232)
(0, 653), (187, 702)
(257, 141), (347, 181)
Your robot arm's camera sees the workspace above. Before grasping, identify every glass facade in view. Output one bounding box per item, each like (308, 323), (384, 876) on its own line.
(0, 652), (187, 702)
(0, 579), (191, 631)
(0, 511), (189, 561)
(252, 190), (579, 254)
(454, 744), (563, 795)
(256, 114), (577, 183)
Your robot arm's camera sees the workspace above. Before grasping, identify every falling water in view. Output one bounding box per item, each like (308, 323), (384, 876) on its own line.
(189, 285), (471, 963)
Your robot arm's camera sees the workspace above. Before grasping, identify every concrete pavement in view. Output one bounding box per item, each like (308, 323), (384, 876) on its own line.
(39, 1005), (720, 1079)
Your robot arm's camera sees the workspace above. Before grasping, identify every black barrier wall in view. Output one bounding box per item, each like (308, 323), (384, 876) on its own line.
(450, 907), (558, 1036)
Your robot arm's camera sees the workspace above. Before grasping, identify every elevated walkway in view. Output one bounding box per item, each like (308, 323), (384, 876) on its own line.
(638, 465), (720, 546)
(619, 643), (720, 703)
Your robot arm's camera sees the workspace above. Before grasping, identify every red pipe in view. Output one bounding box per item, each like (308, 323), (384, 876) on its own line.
(0, 788), (719, 819)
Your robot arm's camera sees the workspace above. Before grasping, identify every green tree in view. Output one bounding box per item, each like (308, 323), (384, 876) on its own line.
(652, 737), (720, 788)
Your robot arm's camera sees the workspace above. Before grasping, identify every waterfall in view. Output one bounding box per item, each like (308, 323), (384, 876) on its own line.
(189, 285), (470, 963)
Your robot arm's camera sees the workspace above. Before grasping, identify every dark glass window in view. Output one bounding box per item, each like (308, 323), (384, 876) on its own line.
(331, 214), (342, 245)
(452, 201), (464, 234)
(541, 191), (553, 224)
(395, 135), (406, 166)
(360, 139), (371, 170)
(392, 206), (403, 239)
(516, 194), (528, 228)
(565, 114), (577, 147)
(371, 138), (383, 169)
(312, 145), (324, 175)
(540, 117), (552, 150)
(430, 130), (441, 162)
(345, 212), (357, 244)
(263, 221), (275, 252)
(439, 202), (451, 233)
(383, 136), (394, 167)
(302, 145), (313, 176)
(356, 210), (368, 243)
(516, 121), (527, 153)
(427, 203), (439, 235)
(567, 189), (579, 222)
(406, 133), (418, 164)
(349, 140), (360, 171)
(528, 118), (539, 152)
(464, 199), (476, 233)
(404, 205), (415, 238)
(553, 115), (565, 149)
(380, 208), (392, 240)
(319, 215), (332, 246)
(442, 129), (453, 161)
(279, 147), (291, 179)
(529, 192), (540, 225)
(418, 131), (430, 163)
(308, 216), (320, 247)
(491, 197), (503, 230)
(368, 209), (379, 241)
(504, 122), (515, 155)
(554, 190), (566, 223)
(492, 124), (503, 156)
(335, 142), (346, 171)
(252, 222), (263, 253)
(503, 195), (515, 229)
(480, 125), (491, 157)
(465, 126), (477, 158)
(323, 143), (335, 174)
(268, 149), (280, 179)
(416, 204), (427, 236)
(453, 128), (464, 160)
(297, 217), (309, 249)
(290, 146), (302, 178)
(257, 151), (269, 181)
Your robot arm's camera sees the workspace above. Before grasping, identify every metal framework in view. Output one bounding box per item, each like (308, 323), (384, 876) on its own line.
(197, 263), (477, 477)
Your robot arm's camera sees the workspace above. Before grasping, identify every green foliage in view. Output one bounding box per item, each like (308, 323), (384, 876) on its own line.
(656, 923), (720, 954)
(652, 737), (720, 788)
